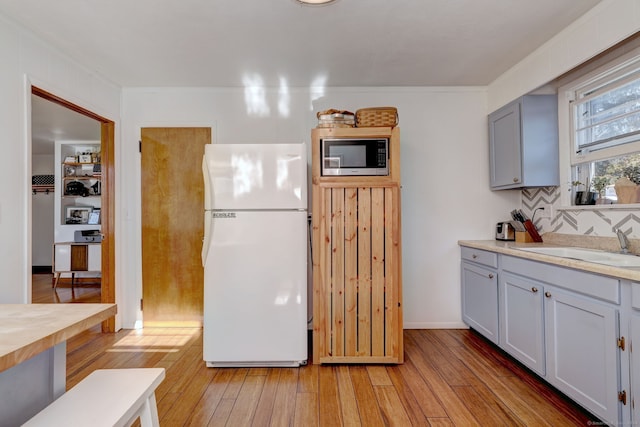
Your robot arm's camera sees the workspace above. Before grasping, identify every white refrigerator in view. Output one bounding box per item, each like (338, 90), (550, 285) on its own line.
(202, 143), (308, 367)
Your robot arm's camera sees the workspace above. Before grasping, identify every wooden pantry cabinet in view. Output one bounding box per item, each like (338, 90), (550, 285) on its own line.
(311, 126), (403, 364)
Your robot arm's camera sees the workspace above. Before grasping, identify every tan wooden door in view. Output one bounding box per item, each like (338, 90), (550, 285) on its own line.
(141, 127), (210, 327)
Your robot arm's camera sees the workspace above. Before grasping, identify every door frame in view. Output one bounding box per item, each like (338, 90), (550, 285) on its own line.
(31, 86), (117, 332)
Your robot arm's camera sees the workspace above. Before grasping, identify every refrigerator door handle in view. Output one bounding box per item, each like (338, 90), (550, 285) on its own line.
(202, 154), (211, 210)
(202, 211), (212, 266)
(202, 154), (213, 266)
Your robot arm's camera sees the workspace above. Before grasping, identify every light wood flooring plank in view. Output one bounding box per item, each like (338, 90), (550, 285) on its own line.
(251, 369), (281, 427)
(448, 339), (560, 426)
(294, 392), (319, 427)
(452, 385), (524, 427)
(208, 398), (235, 426)
(395, 357), (448, 418)
(298, 359), (319, 393)
(225, 374), (266, 426)
(162, 359), (214, 426)
(336, 365), (362, 427)
(319, 366), (343, 426)
(188, 369), (236, 426)
(350, 366), (386, 427)
(374, 384), (412, 426)
(367, 365), (393, 386)
(269, 368), (299, 427)
(386, 365), (431, 426)
(404, 332), (482, 426)
(222, 368), (249, 399)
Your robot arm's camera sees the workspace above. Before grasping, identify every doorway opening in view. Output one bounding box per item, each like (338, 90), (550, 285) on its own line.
(31, 86), (117, 332)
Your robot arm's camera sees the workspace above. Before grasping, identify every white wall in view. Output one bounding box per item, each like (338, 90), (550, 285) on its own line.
(0, 15), (121, 310)
(488, 0), (640, 242)
(3, 0), (637, 329)
(488, 0), (640, 112)
(32, 154), (54, 266)
(120, 86), (520, 329)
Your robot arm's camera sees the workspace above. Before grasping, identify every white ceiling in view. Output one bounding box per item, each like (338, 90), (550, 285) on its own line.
(2, 0), (601, 88)
(31, 96), (100, 155)
(15, 0), (603, 155)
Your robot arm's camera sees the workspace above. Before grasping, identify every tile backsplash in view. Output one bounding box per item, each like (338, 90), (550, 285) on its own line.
(522, 187), (640, 239)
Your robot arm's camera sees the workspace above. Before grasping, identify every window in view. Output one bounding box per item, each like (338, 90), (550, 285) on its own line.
(568, 53), (640, 205)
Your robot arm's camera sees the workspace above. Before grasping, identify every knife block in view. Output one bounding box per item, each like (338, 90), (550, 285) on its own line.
(516, 231), (535, 243)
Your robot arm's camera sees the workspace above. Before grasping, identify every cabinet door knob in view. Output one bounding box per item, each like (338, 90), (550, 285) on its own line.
(472, 254), (478, 259)
(531, 287), (538, 293)
(488, 274), (494, 279)
(513, 177), (519, 183)
(545, 291), (552, 298)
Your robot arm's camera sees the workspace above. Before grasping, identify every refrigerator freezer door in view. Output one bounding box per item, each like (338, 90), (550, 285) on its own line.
(203, 210), (307, 366)
(203, 143), (307, 210)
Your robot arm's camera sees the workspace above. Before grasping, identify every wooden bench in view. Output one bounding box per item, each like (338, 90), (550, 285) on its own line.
(23, 368), (165, 427)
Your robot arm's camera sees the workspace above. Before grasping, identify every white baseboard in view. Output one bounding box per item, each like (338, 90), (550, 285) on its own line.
(403, 322), (468, 329)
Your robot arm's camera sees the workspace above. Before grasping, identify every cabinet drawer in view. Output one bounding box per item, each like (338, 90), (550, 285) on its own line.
(461, 247), (498, 268)
(502, 255), (620, 304)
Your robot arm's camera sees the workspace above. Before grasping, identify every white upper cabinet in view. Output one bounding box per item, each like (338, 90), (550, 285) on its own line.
(489, 95), (559, 189)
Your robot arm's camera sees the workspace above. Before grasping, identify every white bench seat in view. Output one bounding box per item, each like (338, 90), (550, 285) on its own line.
(23, 368), (165, 427)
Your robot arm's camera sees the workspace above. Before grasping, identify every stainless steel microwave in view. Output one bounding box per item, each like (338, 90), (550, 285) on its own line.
(321, 138), (389, 176)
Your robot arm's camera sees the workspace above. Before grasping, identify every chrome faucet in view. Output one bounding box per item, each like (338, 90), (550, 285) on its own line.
(616, 229), (629, 254)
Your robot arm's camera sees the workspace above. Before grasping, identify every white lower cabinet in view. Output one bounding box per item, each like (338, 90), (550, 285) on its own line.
(461, 248), (499, 344)
(463, 249), (626, 426)
(53, 242), (101, 280)
(499, 272), (545, 376)
(500, 272), (619, 423)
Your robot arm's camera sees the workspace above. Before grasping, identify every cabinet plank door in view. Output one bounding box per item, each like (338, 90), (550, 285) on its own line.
(331, 188), (345, 357)
(545, 288), (619, 424)
(344, 187), (358, 357)
(499, 272), (545, 375)
(70, 245), (88, 271)
(54, 245), (71, 271)
(357, 188), (372, 357)
(461, 262), (498, 344)
(371, 187), (386, 357)
(87, 244), (101, 271)
(489, 100), (522, 188)
(314, 184), (402, 363)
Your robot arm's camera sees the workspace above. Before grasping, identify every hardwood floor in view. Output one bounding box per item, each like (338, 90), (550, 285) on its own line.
(33, 276), (600, 426)
(32, 272), (101, 303)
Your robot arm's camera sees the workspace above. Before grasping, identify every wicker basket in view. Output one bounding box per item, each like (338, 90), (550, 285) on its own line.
(316, 109), (355, 128)
(355, 107), (398, 127)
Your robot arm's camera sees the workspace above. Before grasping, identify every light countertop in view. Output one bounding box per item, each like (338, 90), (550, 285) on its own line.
(0, 303), (116, 372)
(458, 239), (640, 282)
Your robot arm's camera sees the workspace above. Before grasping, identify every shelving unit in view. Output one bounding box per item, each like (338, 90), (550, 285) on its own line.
(311, 126), (403, 364)
(54, 140), (102, 281)
(52, 241), (102, 288)
(55, 141), (102, 228)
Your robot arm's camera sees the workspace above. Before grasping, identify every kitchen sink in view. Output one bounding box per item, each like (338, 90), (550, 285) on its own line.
(516, 246), (640, 267)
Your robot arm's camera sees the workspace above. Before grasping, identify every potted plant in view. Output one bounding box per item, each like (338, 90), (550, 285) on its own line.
(573, 180), (596, 205)
(614, 166), (640, 204)
(591, 176), (610, 204)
